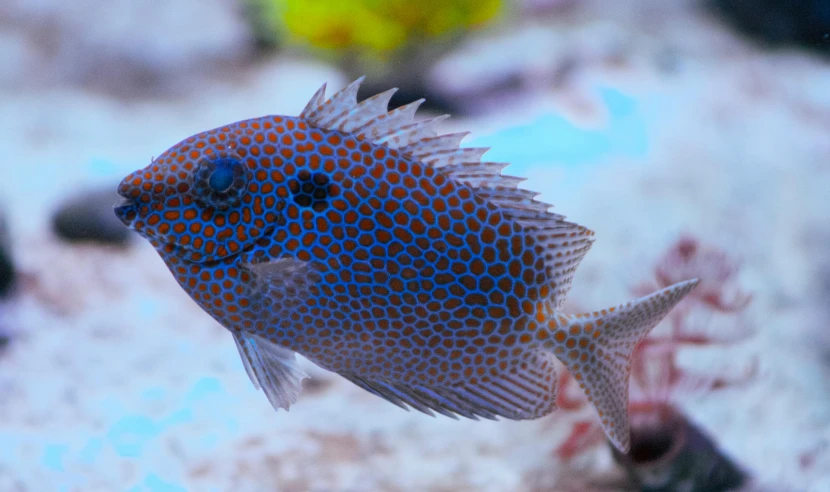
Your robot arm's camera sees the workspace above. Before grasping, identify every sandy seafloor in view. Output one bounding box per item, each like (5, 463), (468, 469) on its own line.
(1, 1), (830, 491)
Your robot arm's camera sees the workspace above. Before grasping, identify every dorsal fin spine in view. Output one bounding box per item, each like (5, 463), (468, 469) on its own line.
(299, 83), (327, 118)
(354, 99), (423, 140)
(401, 132), (469, 157)
(377, 115), (449, 149)
(335, 88), (398, 132)
(299, 77), (596, 307)
(309, 77), (364, 128)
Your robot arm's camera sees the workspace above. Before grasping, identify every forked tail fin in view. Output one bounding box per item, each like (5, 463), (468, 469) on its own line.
(552, 279), (699, 452)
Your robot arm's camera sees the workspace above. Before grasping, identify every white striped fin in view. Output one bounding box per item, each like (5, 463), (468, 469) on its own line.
(441, 160), (510, 177)
(354, 99), (423, 141)
(306, 77), (364, 128)
(400, 132), (469, 158)
(299, 78), (596, 307)
(534, 224), (595, 308)
(475, 187), (550, 213)
(378, 115), (449, 149)
(334, 88), (397, 132)
(233, 330), (308, 411)
(422, 147), (490, 168)
(339, 350), (559, 422)
(440, 161), (512, 186)
(299, 83), (327, 119)
(442, 162), (522, 189)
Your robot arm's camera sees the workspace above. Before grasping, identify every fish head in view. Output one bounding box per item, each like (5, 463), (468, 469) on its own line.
(114, 126), (284, 262)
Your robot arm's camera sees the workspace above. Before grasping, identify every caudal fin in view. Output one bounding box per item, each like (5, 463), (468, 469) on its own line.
(554, 279), (699, 452)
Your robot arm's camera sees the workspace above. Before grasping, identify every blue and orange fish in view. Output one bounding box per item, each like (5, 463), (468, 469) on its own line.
(114, 78), (697, 451)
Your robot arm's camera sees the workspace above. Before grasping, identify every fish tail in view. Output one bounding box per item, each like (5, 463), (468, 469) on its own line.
(548, 278), (699, 452)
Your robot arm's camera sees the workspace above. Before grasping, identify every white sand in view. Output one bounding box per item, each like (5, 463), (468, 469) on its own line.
(1, 1), (829, 490)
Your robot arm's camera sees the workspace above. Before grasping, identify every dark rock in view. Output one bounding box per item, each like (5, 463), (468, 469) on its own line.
(52, 187), (132, 246)
(611, 404), (747, 492)
(357, 81), (462, 115)
(0, 212), (14, 297)
(710, 0), (830, 55)
(347, 41), (468, 115)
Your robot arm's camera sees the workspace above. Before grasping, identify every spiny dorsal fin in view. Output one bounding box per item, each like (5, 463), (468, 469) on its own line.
(401, 132), (469, 158)
(300, 78), (595, 307)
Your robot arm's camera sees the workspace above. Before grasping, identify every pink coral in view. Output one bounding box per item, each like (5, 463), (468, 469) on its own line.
(653, 235), (751, 312)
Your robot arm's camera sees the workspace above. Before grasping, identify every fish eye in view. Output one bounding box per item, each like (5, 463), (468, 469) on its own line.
(209, 166), (235, 193)
(193, 156), (248, 210)
(289, 170), (336, 212)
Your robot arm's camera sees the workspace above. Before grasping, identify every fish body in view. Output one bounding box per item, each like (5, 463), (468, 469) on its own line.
(115, 79), (697, 451)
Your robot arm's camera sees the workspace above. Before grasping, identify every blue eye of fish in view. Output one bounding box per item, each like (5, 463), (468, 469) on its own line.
(193, 156), (248, 211)
(209, 166), (235, 192)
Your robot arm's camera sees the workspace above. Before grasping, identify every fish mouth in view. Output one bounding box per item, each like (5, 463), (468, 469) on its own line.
(113, 192), (137, 227)
(111, 191), (201, 257)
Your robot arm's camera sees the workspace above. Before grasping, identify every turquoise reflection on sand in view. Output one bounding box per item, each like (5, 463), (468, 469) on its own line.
(472, 88), (648, 172)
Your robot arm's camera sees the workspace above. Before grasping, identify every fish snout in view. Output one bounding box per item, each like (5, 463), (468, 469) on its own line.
(113, 175), (139, 226)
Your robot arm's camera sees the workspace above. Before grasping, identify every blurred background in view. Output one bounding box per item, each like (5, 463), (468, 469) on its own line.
(1, 0), (829, 490)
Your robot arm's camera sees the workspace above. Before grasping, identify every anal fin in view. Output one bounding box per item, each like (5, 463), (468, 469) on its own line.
(233, 330), (308, 411)
(340, 350), (560, 422)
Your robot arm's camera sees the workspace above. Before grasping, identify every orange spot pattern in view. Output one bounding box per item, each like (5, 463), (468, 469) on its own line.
(117, 115), (562, 410)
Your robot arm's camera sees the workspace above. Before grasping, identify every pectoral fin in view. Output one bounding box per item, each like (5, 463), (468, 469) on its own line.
(233, 330), (308, 411)
(241, 257), (323, 310)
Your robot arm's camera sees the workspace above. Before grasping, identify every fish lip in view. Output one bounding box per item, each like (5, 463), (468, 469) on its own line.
(113, 197), (136, 226)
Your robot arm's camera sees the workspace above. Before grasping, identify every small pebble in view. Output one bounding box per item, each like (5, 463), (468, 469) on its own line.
(0, 211), (14, 297)
(52, 187), (132, 246)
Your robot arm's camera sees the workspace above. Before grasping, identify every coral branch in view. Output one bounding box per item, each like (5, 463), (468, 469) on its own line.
(555, 420), (605, 460)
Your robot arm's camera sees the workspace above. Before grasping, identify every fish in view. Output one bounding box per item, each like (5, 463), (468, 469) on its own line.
(114, 78), (698, 452)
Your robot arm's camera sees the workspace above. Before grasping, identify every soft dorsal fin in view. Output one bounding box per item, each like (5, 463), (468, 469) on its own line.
(299, 78), (595, 308)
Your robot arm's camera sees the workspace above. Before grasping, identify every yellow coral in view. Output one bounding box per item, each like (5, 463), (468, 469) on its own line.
(251, 0), (502, 55)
